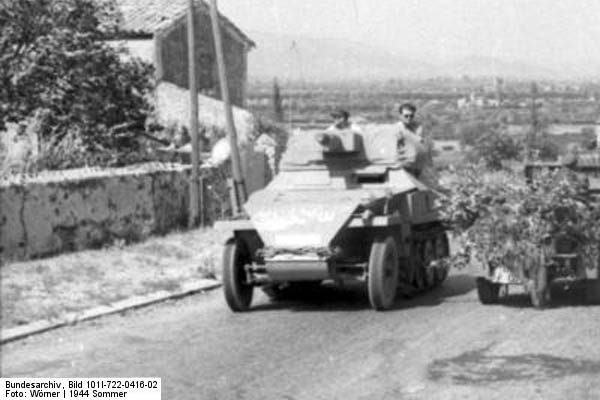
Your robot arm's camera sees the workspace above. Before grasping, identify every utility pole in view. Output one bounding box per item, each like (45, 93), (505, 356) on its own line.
(526, 81), (539, 163)
(495, 76), (504, 104)
(209, 0), (246, 214)
(187, 0), (201, 227)
(272, 78), (283, 123)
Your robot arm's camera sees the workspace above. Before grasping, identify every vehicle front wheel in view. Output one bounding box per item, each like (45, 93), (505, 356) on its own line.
(368, 236), (399, 311)
(529, 264), (550, 309)
(585, 279), (600, 304)
(476, 277), (500, 304)
(223, 238), (254, 312)
(433, 233), (450, 285)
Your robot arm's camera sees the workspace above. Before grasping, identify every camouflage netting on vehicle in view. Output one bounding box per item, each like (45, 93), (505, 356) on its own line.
(438, 165), (600, 275)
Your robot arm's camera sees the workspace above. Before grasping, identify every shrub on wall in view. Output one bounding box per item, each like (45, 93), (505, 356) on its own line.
(0, 0), (156, 169)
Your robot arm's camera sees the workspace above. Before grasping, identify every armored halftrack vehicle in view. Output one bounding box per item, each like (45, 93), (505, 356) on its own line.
(219, 125), (450, 311)
(476, 152), (600, 308)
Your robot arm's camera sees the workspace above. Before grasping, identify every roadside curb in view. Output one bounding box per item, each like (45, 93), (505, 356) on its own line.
(0, 279), (222, 345)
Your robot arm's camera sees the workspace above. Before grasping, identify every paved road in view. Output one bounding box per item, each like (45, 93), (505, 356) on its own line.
(3, 273), (600, 400)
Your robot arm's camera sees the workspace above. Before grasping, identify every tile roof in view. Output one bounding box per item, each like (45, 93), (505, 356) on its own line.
(113, 0), (254, 47)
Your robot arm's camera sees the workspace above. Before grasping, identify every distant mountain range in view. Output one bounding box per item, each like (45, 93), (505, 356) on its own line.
(247, 31), (597, 81)
(247, 31), (434, 81)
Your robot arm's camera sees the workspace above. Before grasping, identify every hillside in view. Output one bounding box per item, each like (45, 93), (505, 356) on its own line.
(247, 31), (436, 82)
(441, 55), (560, 80)
(247, 31), (571, 81)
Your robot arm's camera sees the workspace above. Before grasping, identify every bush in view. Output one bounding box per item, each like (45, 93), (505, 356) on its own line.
(1, 0), (156, 169)
(438, 164), (600, 274)
(457, 120), (499, 148)
(470, 131), (522, 169)
(531, 136), (560, 161)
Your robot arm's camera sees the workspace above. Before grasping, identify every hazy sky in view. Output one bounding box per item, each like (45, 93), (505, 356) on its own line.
(218, 0), (600, 74)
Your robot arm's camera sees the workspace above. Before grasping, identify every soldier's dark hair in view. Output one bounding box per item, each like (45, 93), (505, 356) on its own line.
(398, 103), (417, 113)
(330, 109), (350, 120)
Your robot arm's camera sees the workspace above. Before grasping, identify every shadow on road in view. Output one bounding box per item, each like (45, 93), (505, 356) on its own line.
(250, 274), (476, 312)
(428, 343), (600, 384)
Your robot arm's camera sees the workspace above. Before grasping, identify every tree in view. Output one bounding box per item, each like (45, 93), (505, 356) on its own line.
(456, 119), (500, 148)
(470, 130), (522, 170)
(531, 135), (560, 161)
(581, 127), (598, 150)
(0, 0), (156, 169)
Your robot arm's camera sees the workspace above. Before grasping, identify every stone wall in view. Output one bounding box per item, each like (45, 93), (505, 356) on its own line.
(0, 163), (192, 262)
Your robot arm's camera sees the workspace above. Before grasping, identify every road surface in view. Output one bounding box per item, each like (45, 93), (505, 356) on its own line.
(2, 273), (600, 400)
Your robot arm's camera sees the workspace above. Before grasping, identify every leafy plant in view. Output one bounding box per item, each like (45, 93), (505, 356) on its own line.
(531, 135), (560, 161)
(0, 0), (156, 169)
(457, 120), (500, 148)
(438, 164), (600, 274)
(470, 130), (523, 170)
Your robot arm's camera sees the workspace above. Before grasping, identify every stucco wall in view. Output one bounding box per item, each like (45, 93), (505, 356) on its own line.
(0, 163), (190, 262)
(155, 82), (269, 195)
(156, 82), (254, 143)
(1, 153), (267, 262)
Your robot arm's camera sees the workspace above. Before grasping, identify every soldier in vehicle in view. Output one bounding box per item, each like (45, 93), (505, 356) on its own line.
(396, 103), (426, 171)
(397, 103), (423, 142)
(327, 109), (351, 131)
(327, 109), (362, 132)
(317, 109), (361, 152)
(396, 103), (443, 192)
(397, 102), (435, 164)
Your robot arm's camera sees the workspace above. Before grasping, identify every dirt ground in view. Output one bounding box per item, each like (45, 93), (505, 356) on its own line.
(3, 273), (600, 400)
(1, 227), (228, 329)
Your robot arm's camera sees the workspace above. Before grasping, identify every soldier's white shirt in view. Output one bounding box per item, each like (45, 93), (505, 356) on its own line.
(396, 122), (423, 143)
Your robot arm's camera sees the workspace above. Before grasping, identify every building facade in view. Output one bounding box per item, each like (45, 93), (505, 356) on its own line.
(112, 0), (255, 107)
